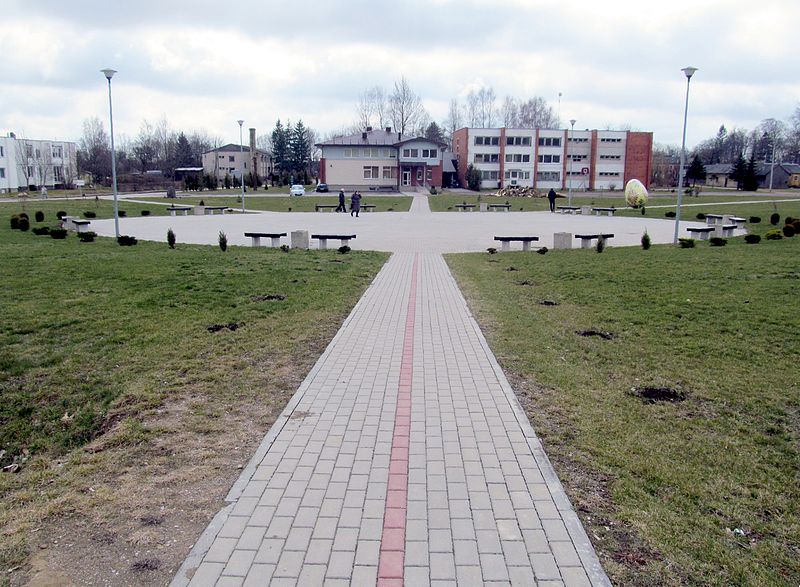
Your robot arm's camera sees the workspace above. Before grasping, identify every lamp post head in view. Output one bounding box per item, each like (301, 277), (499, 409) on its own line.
(569, 119), (576, 127)
(101, 68), (117, 81)
(237, 119), (244, 127)
(681, 66), (698, 80)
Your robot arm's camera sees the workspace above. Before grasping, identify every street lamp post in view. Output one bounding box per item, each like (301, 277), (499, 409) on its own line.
(568, 119), (576, 207)
(673, 66), (698, 244)
(101, 68), (120, 239)
(768, 141), (776, 192)
(237, 120), (245, 212)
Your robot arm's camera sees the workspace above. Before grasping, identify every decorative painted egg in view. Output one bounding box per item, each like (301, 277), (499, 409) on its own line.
(625, 179), (648, 208)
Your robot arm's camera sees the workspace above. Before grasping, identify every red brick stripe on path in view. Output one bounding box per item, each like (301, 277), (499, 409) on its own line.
(377, 254), (418, 585)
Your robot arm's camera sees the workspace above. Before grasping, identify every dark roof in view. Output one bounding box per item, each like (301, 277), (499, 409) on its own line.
(755, 162), (800, 176)
(395, 137), (449, 148)
(203, 143), (270, 155)
(316, 128), (415, 147)
(705, 163), (732, 174)
(442, 152), (457, 173)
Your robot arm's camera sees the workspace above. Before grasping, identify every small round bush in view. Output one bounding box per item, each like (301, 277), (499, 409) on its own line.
(782, 224), (795, 237)
(709, 237), (727, 247)
(118, 210), (127, 217)
(167, 228), (176, 249)
(18, 217), (30, 231)
(641, 231), (651, 250)
(56, 210), (67, 220)
(786, 217), (795, 225)
(10, 215), (20, 229)
(748, 216), (761, 223)
(744, 234), (761, 244)
(141, 210), (151, 216)
(665, 211), (676, 218)
(770, 212), (780, 225)
(218, 231), (227, 252)
(50, 228), (68, 239)
(35, 211), (44, 222)
(678, 238), (696, 248)
(18, 213), (28, 220)
(338, 245), (351, 254)
(765, 229), (783, 240)
(793, 220), (800, 233)
(84, 211), (96, 218)
(696, 213), (706, 220)
(32, 226), (50, 236)
(77, 231), (97, 242)
(117, 235), (138, 246)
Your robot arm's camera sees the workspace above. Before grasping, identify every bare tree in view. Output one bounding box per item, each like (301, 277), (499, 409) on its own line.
(501, 96), (519, 127)
(356, 85), (388, 130)
(15, 138), (33, 190)
(518, 97), (559, 129)
(477, 87), (497, 127)
(34, 145), (54, 190)
(443, 98), (463, 148)
(133, 120), (159, 172)
(465, 90), (480, 127)
(389, 77), (424, 135)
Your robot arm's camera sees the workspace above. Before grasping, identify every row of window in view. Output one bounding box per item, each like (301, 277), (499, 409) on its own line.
(402, 148), (437, 159)
(475, 136), (565, 147)
(537, 171), (561, 181)
(568, 154), (588, 161)
(600, 138), (623, 143)
(539, 137), (561, 147)
(1, 166), (67, 181)
(474, 154), (499, 163)
(504, 171), (531, 180)
(568, 137), (589, 143)
(363, 166), (398, 180)
(474, 136), (500, 146)
(538, 154), (561, 164)
(599, 154), (621, 160)
(481, 170), (499, 180)
(505, 154), (531, 163)
(599, 171), (621, 176)
(344, 148), (396, 158)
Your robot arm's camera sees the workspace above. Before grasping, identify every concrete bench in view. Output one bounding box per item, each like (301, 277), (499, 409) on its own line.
(455, 204), (476, 212)
(168, 206), (192, 216)
(315, 204), (339, 212)
(311, 234), (356, 249)
(721, 224), (737, 237)
(687, 226), (715, 240)
(704, 214), (724, 225)
(557, 205), (581, 214)
(494, 236), (539, 252)
(592, 207), (617, 217)
(488, 204), (511, 212)
(204, 206), (228, 215)
(63, 217), (92, 233)
(244, 232), (287, 247)
(574, 233), (614, 249)
(730, 216), (747, 228)
(361, 204), (377, 212)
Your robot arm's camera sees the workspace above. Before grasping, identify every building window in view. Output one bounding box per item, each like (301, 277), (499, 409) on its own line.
(0, 146), (4, 157)
(426, 168), (432, 181)
(536, 171), (561, 181)
(475, 153), (498, 163)
(568, 137), (589, 143)
(344, 148), (352, 158)
(26, 144), (33, 157)
(229, 156), (235, 162)
(537, 137), (561, 147)
(568, 154), (587, 161)
(505, 136), (532, 146)
(600, 154), (621, 160)
(480, 170), (498, 180)
(416, 168), (423, 181)
(28, 166), (33, 177)
(599, 171), (621, 177)
(54, 166), (63, 182)
(363, 166), (379, 179)
(537, 154), (560, 163)
(600, 138), (623, 143)
(52, 145), (63, 158)
(474, 136), (499, 146)
(382, 166), (397, 179)
(403, 148), (410, 157)
(0, 168), (5, 178)
(421, 149), (437, 159)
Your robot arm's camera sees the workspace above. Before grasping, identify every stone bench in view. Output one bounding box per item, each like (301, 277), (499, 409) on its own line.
(574, 233), (614, 249)
(687, 226), (715, 240)
(167, 206), (192, 216)
(556, 205), (581, 214)
(311, 234), (356, 249)
(455, 204), (476, 212)
(704, 214), (724, 225)
(494, 236), (539, 252)
(244, 232), (287, 247)
(204, 206), (228, 215)
(63, 217), (92, 233)
(720, 224), (737, 237)
(361, 204), (377, 212)
(488, 204), (511, 212)
(730, 216), (747, 228)
(592, 207), (617, 217)
(315, 204), (339, 212)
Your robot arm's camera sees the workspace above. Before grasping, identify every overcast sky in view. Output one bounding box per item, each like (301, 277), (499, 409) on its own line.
(1, 0), (798, 149)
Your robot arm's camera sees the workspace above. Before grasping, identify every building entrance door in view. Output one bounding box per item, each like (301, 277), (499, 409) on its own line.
(402, 170), (411, 186)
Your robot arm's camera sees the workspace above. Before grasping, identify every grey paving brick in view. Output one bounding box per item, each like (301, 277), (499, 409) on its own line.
(241, 563), (275, 586)
(304, 538), (333, 565)
(221, 549), (256, 577)
(480, 553), (510, 581)
(429, 552), (457, 580)
(326, 550), (356, 579)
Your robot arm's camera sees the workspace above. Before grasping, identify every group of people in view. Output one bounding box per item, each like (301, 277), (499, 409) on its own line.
(337, 189), (363, 217)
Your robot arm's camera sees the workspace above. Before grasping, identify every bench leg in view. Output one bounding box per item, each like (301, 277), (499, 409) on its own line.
(581, 239), (592, 249)
(271, 237), (280, 247)
(318, 238), (328, 250)
(251, 236), (261, 247)
(180, 211), (187, 216)
(699, 232), (709, 241)
(340, 239), (350, 247)
(501, 241), (510, 252)
(607, 211), (613, 217)
(169, 210), (176, 217)
(522, 241), (531, 252)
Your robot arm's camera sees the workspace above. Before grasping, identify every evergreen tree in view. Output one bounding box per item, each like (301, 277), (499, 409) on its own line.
(686, 155), (706, 186)
(729, 154), (747, 190)
(743, 153), (759, 191)
(290, 120), (310, 178)
(466, 164), (482, 191)
(424, 122), (445, 144)
(174, 132), (195, 168)
(271, 120), (290, 174)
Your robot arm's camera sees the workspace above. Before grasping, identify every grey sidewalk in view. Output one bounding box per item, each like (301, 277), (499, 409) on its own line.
(172, 253), (610, 586)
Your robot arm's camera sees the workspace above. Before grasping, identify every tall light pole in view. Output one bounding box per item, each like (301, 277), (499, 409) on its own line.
(768, 140), (776, 192)
(237, 120), (245, 212)
(673, 66), (698, 244)
(568, 119), (576, 207)
(101, 68), (120, 239)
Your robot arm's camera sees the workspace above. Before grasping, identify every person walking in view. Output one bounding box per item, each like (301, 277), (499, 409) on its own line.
(547, 188), (557, 213)
(336, 189), (346, 212)
(350, 191), (362, 217)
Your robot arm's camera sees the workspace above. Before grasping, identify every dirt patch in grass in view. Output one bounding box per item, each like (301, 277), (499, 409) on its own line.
(576, 329), (614, 340)
(632, 386), (687, 404)
(206, 322), (243, 333)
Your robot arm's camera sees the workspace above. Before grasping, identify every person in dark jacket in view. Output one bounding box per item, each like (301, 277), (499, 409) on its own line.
(336, 189), (346, 212)
(547, 188), (557, 213)
(350, 191), (362, 217)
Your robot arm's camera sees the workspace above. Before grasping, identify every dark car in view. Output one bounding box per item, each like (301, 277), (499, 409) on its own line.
(315, 183), (329, 193)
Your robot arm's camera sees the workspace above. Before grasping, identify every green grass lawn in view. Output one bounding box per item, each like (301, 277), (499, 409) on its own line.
(134, 194), (413, 212)
(0, 204), (388, 579)
(446, 236), (800, 585)
(3, 199), (174, 220)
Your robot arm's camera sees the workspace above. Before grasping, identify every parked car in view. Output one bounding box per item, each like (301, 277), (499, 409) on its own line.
(290, 184), (305, 196)
(315, 183), (329, 193)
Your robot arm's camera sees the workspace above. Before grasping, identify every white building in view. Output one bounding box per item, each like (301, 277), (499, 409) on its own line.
(201, 143), (273, 186)
(0, 133), (78, 193)
(452, 127), (653, 191)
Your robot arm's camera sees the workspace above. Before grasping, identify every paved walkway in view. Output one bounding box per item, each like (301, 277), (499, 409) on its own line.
(172, 252), (610, 586)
